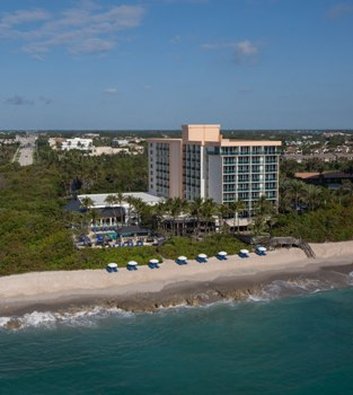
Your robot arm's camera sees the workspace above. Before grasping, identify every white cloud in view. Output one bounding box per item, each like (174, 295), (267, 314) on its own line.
(103, 87), (118, 95)
(0, 1), (145, 58)
(202, 39), (260, 65)
(71, 38), (115, 54)
(1, 9), (51, 26)
(327, 3), (353, 19)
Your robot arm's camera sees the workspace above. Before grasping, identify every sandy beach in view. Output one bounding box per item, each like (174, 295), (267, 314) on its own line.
(1, 241), (353, 316)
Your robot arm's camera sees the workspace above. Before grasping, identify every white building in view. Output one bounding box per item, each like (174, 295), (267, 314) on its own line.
(77, 192), (164, 228)
(61, 138), (93, 151)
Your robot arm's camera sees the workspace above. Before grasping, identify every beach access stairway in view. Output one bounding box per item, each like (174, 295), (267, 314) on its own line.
(267, 237), (316, 259)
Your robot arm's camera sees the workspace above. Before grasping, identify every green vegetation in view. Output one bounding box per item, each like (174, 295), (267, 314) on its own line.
(0, 144), (246, 276)
(0, 144), (18, 166)
(157, 235), (246, 260)
(2, 135), (353, 276)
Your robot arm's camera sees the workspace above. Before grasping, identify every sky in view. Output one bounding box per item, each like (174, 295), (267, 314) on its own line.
(0, 0), (353, 130)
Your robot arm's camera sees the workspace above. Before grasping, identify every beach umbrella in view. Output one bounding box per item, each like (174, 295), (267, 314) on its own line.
(107, 262), (118, 269)
(106, 262), (118, 272)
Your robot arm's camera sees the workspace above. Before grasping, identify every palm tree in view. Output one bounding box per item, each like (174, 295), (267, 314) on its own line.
(200, 198), (218, 234)
(116, 192), (125, 226)
(80, 196), (94, 232)
(125, 196), (147, 226)
(104, 194), (118, 226)
(151, 201), (168, 232)
(288, 179), (306, 213)
(252, 196), (276, 236)
(189, 197), (204, 236)
(228, 200), (245, 234)
(217, 203), (231, 233)
(303, 184), (323, 211)
(255, 195), (275, 217)
(81, 196), (94, 210)
(169, 197), (184, 236)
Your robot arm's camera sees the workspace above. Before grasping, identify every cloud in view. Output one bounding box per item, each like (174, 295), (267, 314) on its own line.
(170, 34), (181, 44)
(3, 95), (34, 106)
(327, 3), (353, 18)
(70, 38), (115, 54)
(234, 40), (258, 63)
(39, 96), (52, 104)
(0, 1), (145, 58)
(103, 87), (118, 95)
(0, 9), (51, 26)
(202, 40), (260, 65)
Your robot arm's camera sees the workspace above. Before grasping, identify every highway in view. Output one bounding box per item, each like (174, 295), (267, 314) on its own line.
(13, 135), (37, 166)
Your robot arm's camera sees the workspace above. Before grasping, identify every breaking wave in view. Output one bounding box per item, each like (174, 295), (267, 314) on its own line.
(0, 307), (134, 331)
(247, 271), (353, 302)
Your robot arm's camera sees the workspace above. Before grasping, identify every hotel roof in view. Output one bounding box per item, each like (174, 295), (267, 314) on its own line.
(78, 192), (164, 208)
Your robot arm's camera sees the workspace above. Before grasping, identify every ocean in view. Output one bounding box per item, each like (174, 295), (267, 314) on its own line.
(1, 282), (353, 394)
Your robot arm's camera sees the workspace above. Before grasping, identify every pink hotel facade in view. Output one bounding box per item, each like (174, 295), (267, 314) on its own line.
(148, 125), (281, 216)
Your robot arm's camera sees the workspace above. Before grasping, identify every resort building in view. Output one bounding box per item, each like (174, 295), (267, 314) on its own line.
(148, 124), (281, 217)
(61, 138), (93, 151)
(75, 192), (164, 228)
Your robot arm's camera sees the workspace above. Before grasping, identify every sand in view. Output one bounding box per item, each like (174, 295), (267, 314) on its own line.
(1, 241), (353, 315)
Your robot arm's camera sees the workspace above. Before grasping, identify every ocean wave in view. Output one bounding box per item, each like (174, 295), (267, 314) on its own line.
(0, 307), (134, 331)
(246, 276), (343, 303)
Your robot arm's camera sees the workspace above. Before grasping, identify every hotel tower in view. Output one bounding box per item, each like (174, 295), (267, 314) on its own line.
(148, 125), (281, 217)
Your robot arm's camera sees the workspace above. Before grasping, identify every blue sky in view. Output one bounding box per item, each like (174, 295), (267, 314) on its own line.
(0, 0), (352, 130)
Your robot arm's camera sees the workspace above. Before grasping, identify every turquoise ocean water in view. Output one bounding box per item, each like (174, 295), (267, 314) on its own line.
(1, 285), (353, 394)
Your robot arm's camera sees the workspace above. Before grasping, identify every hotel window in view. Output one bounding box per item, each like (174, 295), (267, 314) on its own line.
(266, 173), (277, 181)
(252, 146), (263, 154)
(266, 191), (277, 198)
(238, 174), (249, 182)
(265, 147), (276, 154)
(224, 166), (235, 174)
(266, 165), (277, 172)
(238, 192), (249, 200)
(238, 156), (249, 164)
(266, 156), (277, 164)
(240, 146), (250, 155)
(238, 183), (249, 191)
(265, 182), (276, 190)
(238, 165), (250, 173)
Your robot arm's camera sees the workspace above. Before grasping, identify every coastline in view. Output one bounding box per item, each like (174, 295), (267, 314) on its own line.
(1, 241), (353, 319)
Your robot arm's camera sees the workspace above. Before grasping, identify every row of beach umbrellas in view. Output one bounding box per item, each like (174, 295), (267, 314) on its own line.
(106, 246), (267, 273)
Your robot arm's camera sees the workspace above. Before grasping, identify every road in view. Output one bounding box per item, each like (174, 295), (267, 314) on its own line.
(13, 135), (37, 166)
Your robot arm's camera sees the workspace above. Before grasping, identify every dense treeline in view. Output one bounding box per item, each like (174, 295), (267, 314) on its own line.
(0, 143), (245, 275)
(0, 144), (18, 166)
(37, 138), (148, 194)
